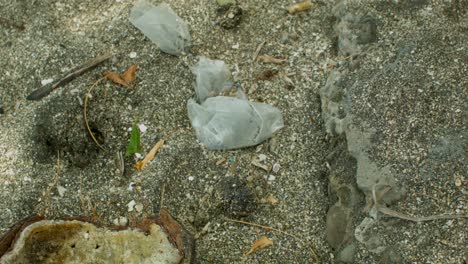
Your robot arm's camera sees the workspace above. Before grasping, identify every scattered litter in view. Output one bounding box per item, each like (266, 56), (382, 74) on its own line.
(287, 0), (312, 14)
(134, 139), (165, 171)
(130, 1), (191, 55)
(129, 51), (137, 58)
(188, 57), (283, 150)
(258, 55), (287, 64)
(192, 57), (233, 102)
(127, 200), (136, 212)
(246, 236), (273, 255)
(57, 186), (66, 197)
(41, 78), (54, 86)
(272, 163), (281, 173)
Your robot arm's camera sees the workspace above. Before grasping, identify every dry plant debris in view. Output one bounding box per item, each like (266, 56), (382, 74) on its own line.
(135, 139), (165, 171)
(246, 236), (273, 255)
(27, 52), (112, 100)
(258, 55), (287, 64)
(287, 0), (312, 14)
(225, 218), (320, 263)
(105, 64), (138, 89)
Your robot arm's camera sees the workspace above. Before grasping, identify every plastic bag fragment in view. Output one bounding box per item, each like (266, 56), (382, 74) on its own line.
(187, 96), (283, 150)
(192, 57), (233, 102)
(130, 1), (190, 55)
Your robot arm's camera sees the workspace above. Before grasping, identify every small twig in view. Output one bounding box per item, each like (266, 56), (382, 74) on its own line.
(27, 52), (112, 100)
(84, 76), (106, 150)
(252, 41), (266, 63)
(160, 184), (166, 210)
(372, 185), (468, 223)
(37, 151), (62, 216)
(225, 218), (320, 263)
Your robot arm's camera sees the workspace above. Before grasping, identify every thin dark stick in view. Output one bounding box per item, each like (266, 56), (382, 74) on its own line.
(27, 52), (112, 101)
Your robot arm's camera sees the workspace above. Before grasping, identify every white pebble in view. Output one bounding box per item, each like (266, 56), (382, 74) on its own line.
(138, 123), (148, 133)
(119, 216), (128, 226)
(129, 51), (137, 58)
(258, 154), (267, 162)
(41, 78), (54, 86)
(135, 203), (144, 213)
(188, 176), (194, 181)
(57, 185), (67, 197)
(268, 175), (276, 181)
(127, 200), (136, 212)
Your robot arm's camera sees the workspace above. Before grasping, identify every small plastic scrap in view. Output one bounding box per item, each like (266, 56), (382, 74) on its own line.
(187, 96), (283, 150)
(188, 57), (283, 150)
(192, 57), (233, 102)
(130, 0), (191, 55)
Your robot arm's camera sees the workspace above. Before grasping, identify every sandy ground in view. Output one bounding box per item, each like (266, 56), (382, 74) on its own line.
(0, 0), (466, 263)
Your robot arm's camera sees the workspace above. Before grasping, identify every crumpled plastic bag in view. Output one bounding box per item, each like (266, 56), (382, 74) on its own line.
(130, 0), (190, 55)
(192, 57), (233, 102)
(187, 58), (284, 150)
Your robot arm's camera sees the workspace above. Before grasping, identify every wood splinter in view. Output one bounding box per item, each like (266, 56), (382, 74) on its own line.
(27, 52), (112, 101)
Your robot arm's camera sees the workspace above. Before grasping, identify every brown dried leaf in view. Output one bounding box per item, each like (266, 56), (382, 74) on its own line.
(121, 64), (138, 83)
(135, 139), (165, 171)
(258, 55), (287, 64)
(246, 236), (273, 255)
(105, 71), (129, 88)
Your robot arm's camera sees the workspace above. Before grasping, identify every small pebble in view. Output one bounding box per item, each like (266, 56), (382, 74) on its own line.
(127, 200), (136, 212)
(129, 51), (137, 58)
(41, 78), (54, 86)
(188, 176), (194, 181)
(138, 123), (148, 133)
(272, 163), (281, 173)
(57, 186), (66, 197)
(135, 203), (144, 213)
(119, 216), (128, 226)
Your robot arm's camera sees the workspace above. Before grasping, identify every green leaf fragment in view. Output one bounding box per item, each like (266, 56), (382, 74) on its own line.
(126, 119), (142, 157)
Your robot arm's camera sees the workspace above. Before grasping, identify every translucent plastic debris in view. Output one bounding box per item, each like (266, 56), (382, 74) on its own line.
(187, 96), (283, 150)
(192, 57), (233, 102)
(130, 1), (190, 55)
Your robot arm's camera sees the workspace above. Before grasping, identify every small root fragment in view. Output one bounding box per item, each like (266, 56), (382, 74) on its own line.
(84, 76), (106, 150)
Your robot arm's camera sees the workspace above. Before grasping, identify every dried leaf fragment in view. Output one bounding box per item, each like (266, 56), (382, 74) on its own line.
(287, 0), (312, 14)
(105, 71), (129, 88)
(135, 139), (165, 171)
(121, 64), (138, 83)
(246, 236), (273, 255)
(258, 55), (287, 64)
(262, 195), (279, 205)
